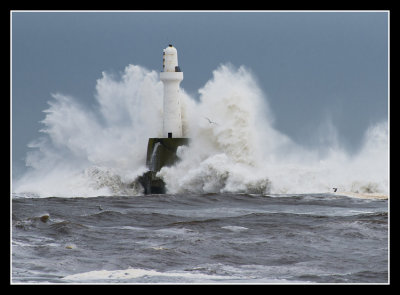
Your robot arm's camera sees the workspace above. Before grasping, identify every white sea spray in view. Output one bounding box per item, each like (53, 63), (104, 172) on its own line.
(13, 64), (388, 197)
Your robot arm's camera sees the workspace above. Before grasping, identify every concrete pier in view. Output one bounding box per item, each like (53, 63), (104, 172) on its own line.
(138, 138), (189, 194)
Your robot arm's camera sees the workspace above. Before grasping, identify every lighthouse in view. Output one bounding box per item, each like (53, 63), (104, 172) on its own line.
(137, 44), (190, 194)
(160, 44), (184, 138)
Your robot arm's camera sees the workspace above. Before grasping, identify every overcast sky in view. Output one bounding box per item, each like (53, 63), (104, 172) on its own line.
(11, 11), (389, 179)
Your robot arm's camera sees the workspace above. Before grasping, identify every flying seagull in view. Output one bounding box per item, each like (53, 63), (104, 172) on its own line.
(204, 117), (219, 125)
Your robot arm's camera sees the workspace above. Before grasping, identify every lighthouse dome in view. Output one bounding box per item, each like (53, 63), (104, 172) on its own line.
(163, 45), (179, 72)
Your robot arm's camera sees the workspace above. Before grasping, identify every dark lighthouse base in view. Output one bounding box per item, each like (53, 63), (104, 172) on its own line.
(138, 137), (190, 194)
(138, 170), (166, 194)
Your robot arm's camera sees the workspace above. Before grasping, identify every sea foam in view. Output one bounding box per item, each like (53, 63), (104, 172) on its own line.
(13, 63), (388, 197)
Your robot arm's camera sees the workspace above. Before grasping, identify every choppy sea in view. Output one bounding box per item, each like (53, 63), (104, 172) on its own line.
(11, 193), (388, 284)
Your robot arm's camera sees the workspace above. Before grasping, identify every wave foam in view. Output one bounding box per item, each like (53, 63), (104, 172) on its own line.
(63, 267), (236, 283)
(13, 63), (388, 197)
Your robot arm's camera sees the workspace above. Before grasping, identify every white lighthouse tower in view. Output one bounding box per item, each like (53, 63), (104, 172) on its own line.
(138, 45), (189, 194)
(160, 44), (183, 138)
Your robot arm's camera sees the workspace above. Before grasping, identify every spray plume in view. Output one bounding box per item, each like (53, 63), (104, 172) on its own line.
(13, 64), (388, 197)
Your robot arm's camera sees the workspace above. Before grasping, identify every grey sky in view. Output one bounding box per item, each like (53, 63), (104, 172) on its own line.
(11, 11), (389, 179)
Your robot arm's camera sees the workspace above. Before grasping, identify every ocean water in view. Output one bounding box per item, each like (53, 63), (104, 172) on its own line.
(12, 63), (389, 284)
(11, 193), (388, 284)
